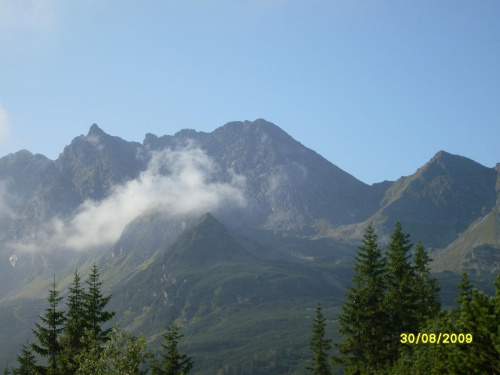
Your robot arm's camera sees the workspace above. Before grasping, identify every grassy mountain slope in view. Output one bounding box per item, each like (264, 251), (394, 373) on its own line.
(109, 213), (347, 374)
(432, 206), (500, 275)
(432, 164), (500, 280)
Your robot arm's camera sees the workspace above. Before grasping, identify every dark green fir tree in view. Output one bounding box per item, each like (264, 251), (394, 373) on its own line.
(152, 321), (194, 375)
(451, 273), (500, 374)
(384, 221), (418, 364)
(412, 241), (441, 323)
(306, 302), (332, 375)
(13, 341), (40, 375)
(83, 264), (116, 344)
(58, 269), (86, 373)
(334, 225), (389, 373)
(32, 276), (65, 374)
(456, 269), (473, 305)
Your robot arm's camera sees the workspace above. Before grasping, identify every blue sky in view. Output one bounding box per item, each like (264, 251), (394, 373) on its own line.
(1, 1), (499, 185)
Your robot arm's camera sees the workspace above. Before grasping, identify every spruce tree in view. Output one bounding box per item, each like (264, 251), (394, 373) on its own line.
(334, 225), (389, 373)
(456, 269), (473, 305)
(412, 241), (441, 323)
(384, 221), (418, 363)
(13, 341), (40, 375)
(449, 273), (500, 374)
(152, 321), (194, 375)
(58, 269), (86, 373)
(384, 273), (500, 374)
(32, 276), (65, 374)
(306, 302), (332, 375)
(83, 263), (116, 344)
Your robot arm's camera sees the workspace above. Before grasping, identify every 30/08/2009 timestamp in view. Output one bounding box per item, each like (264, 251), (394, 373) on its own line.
(400, 333), (473, 344)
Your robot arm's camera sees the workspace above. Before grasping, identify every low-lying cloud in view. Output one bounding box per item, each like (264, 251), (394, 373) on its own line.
(10, 143), (247, 252)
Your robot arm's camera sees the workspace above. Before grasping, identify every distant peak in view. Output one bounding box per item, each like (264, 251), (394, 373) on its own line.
(429, 150), (479, 166)
(425, 150), (463, 167)
(243, 118), (278, 129)
(174, 128), (199, 137)
(432, 150), (454, 160)
(215, 119), (291, 140)
(189, 213), (228, 233)
(87, 123), (107, 137)
(15, 149), (33, 157)
(144, 133), (158, 141)
(434, 150), (448, 157)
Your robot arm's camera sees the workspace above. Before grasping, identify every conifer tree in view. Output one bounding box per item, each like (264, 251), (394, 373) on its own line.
(412, 241), (441, 323)
(83, 263), (116, 344)
(384, 221), (418, 363)
(306, 302), (332, 375)
(32, 276), (65, 374)
(334, 225), (389, 373)
(449, 273), (500, 374)
(152, 321), (194, 375)
(381, 272), (500, 374)
(456, 269), (473, 305)
(58, 269), (86, 373)
(13, 341), (40, 375)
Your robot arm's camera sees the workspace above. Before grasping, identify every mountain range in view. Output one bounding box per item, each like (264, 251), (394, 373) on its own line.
(1, 119), (498, 373)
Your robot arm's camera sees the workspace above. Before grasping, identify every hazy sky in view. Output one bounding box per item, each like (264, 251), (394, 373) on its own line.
(1, 1), (499, 185)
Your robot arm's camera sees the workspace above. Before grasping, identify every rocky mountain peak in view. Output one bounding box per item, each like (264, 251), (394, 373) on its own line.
(188, 213), (228, 239)
(174, 128), (200, 138)
(214, 119), (293, 143)
(87, 123), (107, 137)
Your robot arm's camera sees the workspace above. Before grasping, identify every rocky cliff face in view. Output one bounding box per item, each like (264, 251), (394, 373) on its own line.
(144, 119), (380, 233)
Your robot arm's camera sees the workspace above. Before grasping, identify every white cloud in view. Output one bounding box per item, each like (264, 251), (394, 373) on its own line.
(9, 143), (247, 252)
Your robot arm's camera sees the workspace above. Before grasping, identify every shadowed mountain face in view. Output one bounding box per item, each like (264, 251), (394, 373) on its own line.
(330, 151), (498, 249)
(1, 120), (376, 245)
(55, 124), (147, 202)
(431, 163), (500, 276)
(144, 119), (380, 232)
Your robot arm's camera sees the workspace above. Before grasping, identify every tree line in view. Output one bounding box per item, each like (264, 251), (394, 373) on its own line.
(307, 222), (500, 374)
(4, 264), (193, 375)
